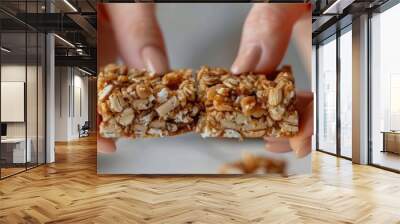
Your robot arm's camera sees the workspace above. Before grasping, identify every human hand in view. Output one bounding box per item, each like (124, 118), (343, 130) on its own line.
(264, 91), (313, 158)
(97, 3), (169, 153)
(231, 3), (313, 157)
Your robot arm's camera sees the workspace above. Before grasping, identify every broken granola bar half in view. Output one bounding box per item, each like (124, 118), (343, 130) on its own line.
(196, 65), (298, 139)
(98, 64), (199, 138)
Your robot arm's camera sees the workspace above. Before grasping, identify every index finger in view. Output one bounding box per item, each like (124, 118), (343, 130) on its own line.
(231, 3), (310, 75)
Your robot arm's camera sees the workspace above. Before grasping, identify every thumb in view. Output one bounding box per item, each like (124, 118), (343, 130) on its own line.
(231, 3), (310, 75)
(97, 114), (116, 153)
(105, 3), (169, 73)
(289, 91), (314, 158)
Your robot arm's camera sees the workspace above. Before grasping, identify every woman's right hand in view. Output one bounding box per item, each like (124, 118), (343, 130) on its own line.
(98, 3), (169, 153)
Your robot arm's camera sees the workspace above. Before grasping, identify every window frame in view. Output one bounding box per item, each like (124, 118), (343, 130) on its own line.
(367, 1), (400, 173)
(315, 23), (353, 161)
(0, 0), (48, 180)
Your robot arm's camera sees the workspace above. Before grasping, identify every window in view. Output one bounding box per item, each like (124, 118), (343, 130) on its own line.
(317, 35), (337, 154)
(370, 3), (400, 171)
(0, 1), (46, 179)
(339, 27), (352, 158)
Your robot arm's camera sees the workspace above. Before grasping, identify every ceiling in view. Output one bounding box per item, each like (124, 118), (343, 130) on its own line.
(0, 0), (97, 73)
(312, 0), (391, 44)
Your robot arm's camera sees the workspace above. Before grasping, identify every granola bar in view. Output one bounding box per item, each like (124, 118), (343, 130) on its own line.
(98, 64), (199, 138)
(196, 65), (298, 139)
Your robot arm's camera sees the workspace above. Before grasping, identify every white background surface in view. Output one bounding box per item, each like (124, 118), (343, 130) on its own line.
(1, 81), (25, 122)
(98, 3), (311, 175)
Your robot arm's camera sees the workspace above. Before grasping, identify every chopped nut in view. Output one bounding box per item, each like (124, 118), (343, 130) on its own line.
(269, 127), (282, 137)
(97, 76), (106, 90)
(99, 102), (109, 115)
(166, 123), (178, 132)
(148, 128), (164, 137)
(148, 94), (155, 102)
(132, 99), (152, 110)
(242, 130), (266, 138)
(221, 119), (240, 130)
(206, 87), (217, 101)
(180, 80), (196, 101)
(157, 88), (169, 103)
(238, 78), (254, 94)
(162, 72), (182, 89)
(156, 96), (179, 117)
(191, 106), (200, 117)
(235, 113), (250, 125)
(242, 120), (268, 131)
(269, 105), (285, 121)
(139, 111), (155, 126)
(99, 118), (122, 138)
(240, 96), (256, 116)
(117, 75), (128, 82)
(268, 87), (283, 106)
(136, 84), (152, 99)
(105, 71), (119, 81)
(283, 83), (295, 105)
(284, 111), (298, 125)
(280, 122), (299, 134)
(128, 68), (144, 78)
(149, 119), (166, 129)
(201, 75), (220, 86)
(133, 124), (147, 137)
(174, 110), (193, 123)
(266, 116), (274, 127)
(250, 106), (266, 118)
(223, 129), (242, 138)
(177, 91), (188, 106)
(108, 93), (125, 113)
(117, 108), (134, 126)
(222, 77), (240, 88)
(213, 95), (233, 111)
(98, 84), (114, 101)
(216, 86), (230, 96)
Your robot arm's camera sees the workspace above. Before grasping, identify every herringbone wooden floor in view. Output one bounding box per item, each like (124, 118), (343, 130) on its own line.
(1, 135), (400, 224)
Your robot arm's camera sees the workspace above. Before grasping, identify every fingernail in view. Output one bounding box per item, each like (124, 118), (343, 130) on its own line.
(231, 45), (261, 74)
(141, 45), (169, 73)
(294, 139), (311, 158)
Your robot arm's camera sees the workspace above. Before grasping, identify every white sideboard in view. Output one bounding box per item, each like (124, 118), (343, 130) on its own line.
(1, 138), (32, 163)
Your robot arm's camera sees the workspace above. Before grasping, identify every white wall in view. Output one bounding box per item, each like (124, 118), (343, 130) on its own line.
(54, 67), (89, 141)
(1, 65), (26, 140)
(54, 67), (69, 141)
(70, 73), (89, 139)
(1, 65), (38, 137)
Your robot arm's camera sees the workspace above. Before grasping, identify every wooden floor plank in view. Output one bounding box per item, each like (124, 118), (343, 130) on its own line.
(0, 135), (400, 223)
